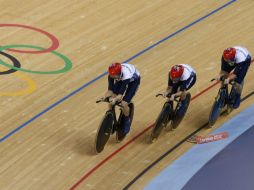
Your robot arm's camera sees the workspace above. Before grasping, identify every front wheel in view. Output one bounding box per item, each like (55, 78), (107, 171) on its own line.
(149, 102), (172, 143)
(94, 111), (114, 154)
(208, 90), (226, 127)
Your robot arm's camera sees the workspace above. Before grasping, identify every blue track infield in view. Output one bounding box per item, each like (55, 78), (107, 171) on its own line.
(144, 104), (254, 190)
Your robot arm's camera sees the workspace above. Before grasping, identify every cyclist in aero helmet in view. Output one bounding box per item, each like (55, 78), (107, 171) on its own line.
(217, 46), (252, 110)
(103, 62), (141, 135)
(163, 64), (196, 113)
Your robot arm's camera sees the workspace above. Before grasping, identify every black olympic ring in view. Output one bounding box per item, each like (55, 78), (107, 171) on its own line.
(0, 51), (21, 75)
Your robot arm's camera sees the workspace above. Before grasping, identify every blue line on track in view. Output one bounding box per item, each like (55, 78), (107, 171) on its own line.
(0, 0), (237, 142)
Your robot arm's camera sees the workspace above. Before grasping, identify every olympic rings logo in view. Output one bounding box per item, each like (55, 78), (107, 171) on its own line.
(0, 24), (73, 96)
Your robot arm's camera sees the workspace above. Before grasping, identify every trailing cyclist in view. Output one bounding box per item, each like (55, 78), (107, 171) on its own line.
(216, 46), (252, 110)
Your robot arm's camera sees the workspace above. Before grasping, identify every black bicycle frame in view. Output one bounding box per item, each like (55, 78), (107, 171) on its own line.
(110, 105), (120, 134)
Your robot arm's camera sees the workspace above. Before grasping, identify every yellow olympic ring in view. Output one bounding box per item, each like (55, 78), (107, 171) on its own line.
(0, 24), (71, 96)
(0, 68), (37, 96)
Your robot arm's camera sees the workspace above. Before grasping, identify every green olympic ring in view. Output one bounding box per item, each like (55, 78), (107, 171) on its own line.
(0, 45), (72, 74)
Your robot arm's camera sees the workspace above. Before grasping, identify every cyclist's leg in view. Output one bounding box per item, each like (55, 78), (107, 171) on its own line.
(231, 82), (243, 109)
(178, 74), (196, 114)
(122, 78), (140, 115)
(232, 58), (251, 108)
(121, 77), (140, 133)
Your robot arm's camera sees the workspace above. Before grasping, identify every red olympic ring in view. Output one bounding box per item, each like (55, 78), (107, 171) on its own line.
(0, 24), (59, 54)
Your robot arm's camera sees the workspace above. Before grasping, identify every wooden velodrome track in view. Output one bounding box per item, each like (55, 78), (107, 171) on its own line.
(0, 0), (254, 190)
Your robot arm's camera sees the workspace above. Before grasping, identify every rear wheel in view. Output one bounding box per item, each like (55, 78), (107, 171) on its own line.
(94, 111), (114, 154)
(149, 102), (172, 143)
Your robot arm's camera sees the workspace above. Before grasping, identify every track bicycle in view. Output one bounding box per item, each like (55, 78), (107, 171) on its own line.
(95, 98), (134, 153)
(149, 92), (191, 143)
(208, 77), (236, 127)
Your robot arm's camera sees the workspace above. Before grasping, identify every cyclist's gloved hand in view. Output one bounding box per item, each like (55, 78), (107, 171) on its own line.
(162, 91), (169, 98)
(109, 97), (117, 105)
(215, 76), (221, 81)
(215, 75), (223, 81)
(102, 95), (111, 101)
(97, 97), (106, 102)
(169, 94), (176, 101)
(110, 94), (122, 105)
(224, 78), (230, 85)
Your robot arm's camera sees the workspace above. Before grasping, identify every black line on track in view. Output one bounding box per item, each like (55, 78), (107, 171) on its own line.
(123, 91), (254, 189)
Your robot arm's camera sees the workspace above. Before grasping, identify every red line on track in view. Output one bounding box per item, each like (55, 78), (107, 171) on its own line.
(70, 59), (253, 190)
(69, 125), (154, 190)
(69, 81), (220, 190)
(191, 81), (219, 101)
